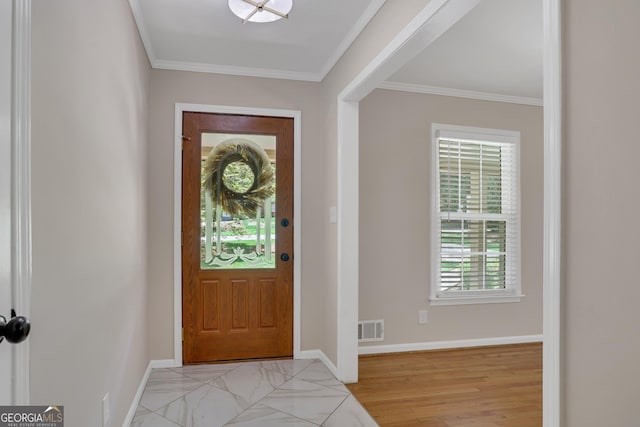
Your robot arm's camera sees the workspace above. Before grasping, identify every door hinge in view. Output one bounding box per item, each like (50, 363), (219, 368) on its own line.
(181, 135), (191, 150)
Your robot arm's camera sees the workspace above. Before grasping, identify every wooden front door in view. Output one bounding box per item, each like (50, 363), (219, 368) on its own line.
(182, 112), (294, 363)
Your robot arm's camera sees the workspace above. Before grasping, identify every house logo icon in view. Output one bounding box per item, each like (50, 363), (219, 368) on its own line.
(0, 405), (64, 426)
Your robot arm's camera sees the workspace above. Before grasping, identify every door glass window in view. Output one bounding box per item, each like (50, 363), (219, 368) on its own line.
(200, 133), (277, 269)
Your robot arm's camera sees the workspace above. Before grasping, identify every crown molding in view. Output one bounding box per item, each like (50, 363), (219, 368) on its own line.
(378, 81), (543, 106)
(128, 0), (157, 67)
(152, 59), (324, 82)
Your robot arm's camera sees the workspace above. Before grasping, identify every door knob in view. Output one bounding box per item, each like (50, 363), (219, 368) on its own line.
(280, 253), (290, 262)
(280, 218), (289, 227)
(0, 310), (31, 344)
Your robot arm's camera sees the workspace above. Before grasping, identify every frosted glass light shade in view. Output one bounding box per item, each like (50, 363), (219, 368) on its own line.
(228, 0), (293, 23)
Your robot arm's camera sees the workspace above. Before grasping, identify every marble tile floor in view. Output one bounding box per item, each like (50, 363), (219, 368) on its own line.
(130, 358), (379, 427)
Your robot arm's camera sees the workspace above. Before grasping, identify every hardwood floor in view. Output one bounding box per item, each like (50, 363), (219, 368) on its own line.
(347, 343), (542, 427)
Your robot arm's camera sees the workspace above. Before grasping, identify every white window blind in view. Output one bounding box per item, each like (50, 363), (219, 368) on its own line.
(432, 125), (520, 303)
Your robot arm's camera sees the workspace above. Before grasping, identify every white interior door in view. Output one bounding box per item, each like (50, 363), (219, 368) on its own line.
(0, 0), (14, 405)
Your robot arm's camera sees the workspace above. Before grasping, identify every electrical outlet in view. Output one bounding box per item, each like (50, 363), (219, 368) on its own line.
(102, 393), (110, 427)
(418, 310), (428, 324)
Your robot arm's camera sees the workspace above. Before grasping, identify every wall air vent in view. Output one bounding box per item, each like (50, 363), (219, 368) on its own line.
(358, 319), (384, 342)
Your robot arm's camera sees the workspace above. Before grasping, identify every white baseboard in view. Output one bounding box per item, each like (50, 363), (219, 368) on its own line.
(150, 359), (178, 369)
(298, 350), (339, 379)
(358, 334), (543, 355)
(122, 359), (177, 426)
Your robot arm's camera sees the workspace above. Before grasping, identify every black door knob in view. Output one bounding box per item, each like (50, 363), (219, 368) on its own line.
(280, 218), (289, 227)
(280, 253), (290, 262)
(0, 313), (31, 344)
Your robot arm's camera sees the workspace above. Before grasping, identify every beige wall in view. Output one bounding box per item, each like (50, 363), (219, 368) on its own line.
(31, 0), (150, 425)
(147, 70), (328, 358)
(359, 89), (543, 345)
(563, 1), (640, 425)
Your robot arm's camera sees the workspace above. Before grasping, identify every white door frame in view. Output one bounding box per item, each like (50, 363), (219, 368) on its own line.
(173, 103), (302, 366)
(335, 0), (562, 425)
(1, 0), (15, 405)
(9, 0), (32, 405)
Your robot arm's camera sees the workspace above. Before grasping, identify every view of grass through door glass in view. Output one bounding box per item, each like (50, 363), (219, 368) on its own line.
(200, 133), (277, 269)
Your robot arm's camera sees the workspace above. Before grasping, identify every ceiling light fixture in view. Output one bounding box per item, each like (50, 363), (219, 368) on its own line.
(228, 0), (293, 24)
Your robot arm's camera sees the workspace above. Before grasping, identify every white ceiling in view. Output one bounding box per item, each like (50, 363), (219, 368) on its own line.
(130, 0), (385, 81)
(385, 0), (543, 103)
(130, 0), (542, 102)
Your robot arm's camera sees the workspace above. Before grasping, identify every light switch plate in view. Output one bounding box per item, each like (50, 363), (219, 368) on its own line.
(418, 310), (428, 324)
(329, 206), (337, 224)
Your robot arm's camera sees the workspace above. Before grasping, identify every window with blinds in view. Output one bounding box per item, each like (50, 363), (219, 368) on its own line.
(431, 124), (521, 304)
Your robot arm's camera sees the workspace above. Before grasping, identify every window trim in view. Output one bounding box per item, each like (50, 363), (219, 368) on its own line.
(430, 123), (523, 306)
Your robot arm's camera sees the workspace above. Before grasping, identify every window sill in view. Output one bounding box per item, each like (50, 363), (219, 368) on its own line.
(430, 293), (524, 306)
